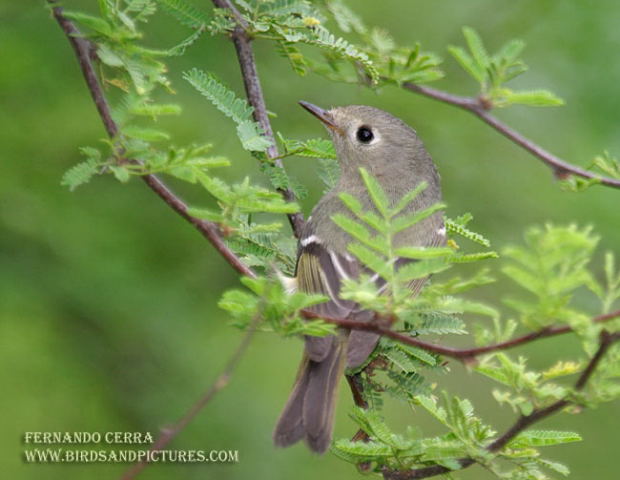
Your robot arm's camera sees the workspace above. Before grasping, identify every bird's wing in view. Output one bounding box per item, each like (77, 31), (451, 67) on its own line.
(295, 232), (359, 362)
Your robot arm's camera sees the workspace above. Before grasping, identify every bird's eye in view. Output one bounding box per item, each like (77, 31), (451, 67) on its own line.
(356, 126), (374, 143)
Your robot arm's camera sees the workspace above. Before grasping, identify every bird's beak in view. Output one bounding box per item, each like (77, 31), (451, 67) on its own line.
(299, 101), (343, 134)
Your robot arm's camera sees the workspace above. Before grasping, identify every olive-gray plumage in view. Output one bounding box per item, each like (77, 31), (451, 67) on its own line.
(273, 103), (444, 453)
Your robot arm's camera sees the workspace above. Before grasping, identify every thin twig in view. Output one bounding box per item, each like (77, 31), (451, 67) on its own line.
(48, 1), (255, 278)
(120, 316), (262, 480)
(382, 330), (620, 479)
(305, 309), (620, 362)
(401, 82), (620, 189)
(211, 0), (305, 237)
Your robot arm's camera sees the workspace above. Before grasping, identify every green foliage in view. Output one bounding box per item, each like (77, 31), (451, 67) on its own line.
(215, 0), (382, 83)
(260, 162), (308, 200)
(335, 168), (497, 321)
(155, 0), (209, 29)
(589, 151), (620, 179)
(323, 0), (443, 86)
(449, 27), (564, 108)
(346, 337), (438, 406)
(218, 276), (334, 337)
(502, 224), (598, 330)
(478, 353), (569, 414)
(61, 147), (102, 191)
(586, 341), (620, 405)
(335, 393), (584, 477)
(193, 172), (299, 216)
(255, 134), (337, 196)
(507, 430), (581, 449)
(330, 179), (617, 477)
(560, 151), (620, 192)
(60, 1), (219, 192)
(597, 252), (620, 313)
(188, 172), (300, 271)
(183, 68), (272, 152)
(279, 136), (336, 160)
(333, 396), (495, 472)
(446, 213), (491, 247)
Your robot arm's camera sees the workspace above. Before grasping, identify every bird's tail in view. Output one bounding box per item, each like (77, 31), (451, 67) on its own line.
(273, 337), (347, 453)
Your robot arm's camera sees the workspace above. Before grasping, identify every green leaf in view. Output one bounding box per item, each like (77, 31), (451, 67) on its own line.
(236, 121), (273, 152)
(395, 343), (437, 366)
(275, 41), (308, 76)
(332, 214), (389, 255)
(394, 246), (454, 259)
(338, 193), (386, 231)
(155, 0), (210, 28)
(448, 45), (484, 84)
(462, 26), (489, 72)
(494, 39), (525, 65)
(282, 137), (336, 159)
(508, 430), (582, 448)
(318, 157), (340, 191)
(129, 102), (182, 117)
(252, 0), (316, 18)
(332, 440), (391, 459)
(166, 26), (206, 56)
(97, 45), (124, 67)
(416, 395), (448, 425)
(392, 181), (427, 214)
(397, 259), (451, 281)
(183, 68), (254, 124)
(358, 167), (390, 217)
(450, 251), (498, 263)
(348, 244), (391, 280)
(61, 159), (99, 191)
(186, 207), (224, 222)
(392, 203), (446, 233)
(538, 459), (570, 476)
(184, 69), (271, 152)
(63, 11), (114, 36)
(123, 125), (170, 142)
(502, 89), (565, 107)
(445, 217), (491, 247)
(409, 313), (467, 335)
(110, 165), (131, 182)
(279, 25), (379, 83)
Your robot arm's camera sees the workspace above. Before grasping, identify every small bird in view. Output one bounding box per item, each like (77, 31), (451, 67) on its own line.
(273, 102), (445, 453)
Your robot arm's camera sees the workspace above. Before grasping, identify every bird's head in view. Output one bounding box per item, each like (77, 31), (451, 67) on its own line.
(299, 101), (433, 181)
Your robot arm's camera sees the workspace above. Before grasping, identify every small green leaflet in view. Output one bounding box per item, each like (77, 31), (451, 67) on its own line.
(183, 68), (272, 152)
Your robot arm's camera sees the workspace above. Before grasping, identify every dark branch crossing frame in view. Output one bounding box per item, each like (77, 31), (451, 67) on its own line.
(47, 2), (620, 479)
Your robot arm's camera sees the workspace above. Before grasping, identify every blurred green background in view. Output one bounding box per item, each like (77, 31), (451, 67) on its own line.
(2, 1), (619, 479)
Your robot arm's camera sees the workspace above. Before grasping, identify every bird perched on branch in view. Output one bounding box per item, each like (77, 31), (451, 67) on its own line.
(273, 102), (445, 453)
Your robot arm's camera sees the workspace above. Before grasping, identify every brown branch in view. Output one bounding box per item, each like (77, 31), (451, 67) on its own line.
(120, 316), (261, 480)
(401, 82), (620, 189)
(307, 309), (620, 363)
(141, 174), (255, 277)
(383, 330), (620, 480)
(48, 1), (255, 279)
(211, 0), (305, 237)
(346, 373), (372, 472)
